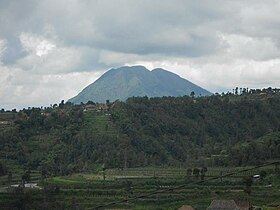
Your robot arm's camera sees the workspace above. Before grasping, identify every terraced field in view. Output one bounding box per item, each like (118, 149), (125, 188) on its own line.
(0, 160), (41, 186)
(0, 164), (279, 210)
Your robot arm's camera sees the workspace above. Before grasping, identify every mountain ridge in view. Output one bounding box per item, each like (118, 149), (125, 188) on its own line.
(69, 66), (212, 104)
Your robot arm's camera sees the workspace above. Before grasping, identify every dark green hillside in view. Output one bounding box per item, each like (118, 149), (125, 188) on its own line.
(0, 90), (280, 178)
(111, 91), (280, 167)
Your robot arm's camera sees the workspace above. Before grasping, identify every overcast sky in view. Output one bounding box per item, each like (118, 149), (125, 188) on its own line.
(1, 0), (280, 109)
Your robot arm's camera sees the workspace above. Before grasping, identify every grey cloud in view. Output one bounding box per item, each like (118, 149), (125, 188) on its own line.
(0, 0), (38, 36)
(2, 37), (28, 65)
(0, 0), (244, 61)
(1, 0), (280, 109)
(61, 0), (235, 56)
(1, 0), (280, 63)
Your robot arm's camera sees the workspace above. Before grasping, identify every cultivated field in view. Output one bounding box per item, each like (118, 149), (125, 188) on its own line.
(0, 164), (279, 210)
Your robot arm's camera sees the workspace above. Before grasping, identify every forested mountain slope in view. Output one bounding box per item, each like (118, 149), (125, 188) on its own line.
(69, 66), (211, 104)
(111, 93), (280, 167)
(0, 91), (280, 176)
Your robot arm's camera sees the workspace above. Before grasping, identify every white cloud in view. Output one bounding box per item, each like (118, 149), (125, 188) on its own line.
(219, 33), (280, 61)
(20, 33), (56, 57)
(17, 32), (91, 74)
(125, 56), (280, 93)
(16, 46), (84, 74)
(0, 33), (103, 109)
(36, 40), (56, 57)
(0, 66), (101, 110)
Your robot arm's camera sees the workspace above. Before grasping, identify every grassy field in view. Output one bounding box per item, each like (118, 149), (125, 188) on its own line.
(0, 165), (279, 210)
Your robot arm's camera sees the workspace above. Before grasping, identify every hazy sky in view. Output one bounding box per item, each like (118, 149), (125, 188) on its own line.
(1, 0), (280, 109)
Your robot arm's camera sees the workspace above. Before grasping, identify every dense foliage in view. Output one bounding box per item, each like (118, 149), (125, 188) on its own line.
(0, 91), (280, 176)
(111, 93), (280, 167)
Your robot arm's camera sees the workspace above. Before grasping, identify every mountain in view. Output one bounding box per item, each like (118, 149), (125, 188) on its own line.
(68, 65), (212, 104)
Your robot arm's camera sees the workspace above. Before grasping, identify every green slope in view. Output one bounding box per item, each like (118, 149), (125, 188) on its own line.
(69, 66), (212, 104)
